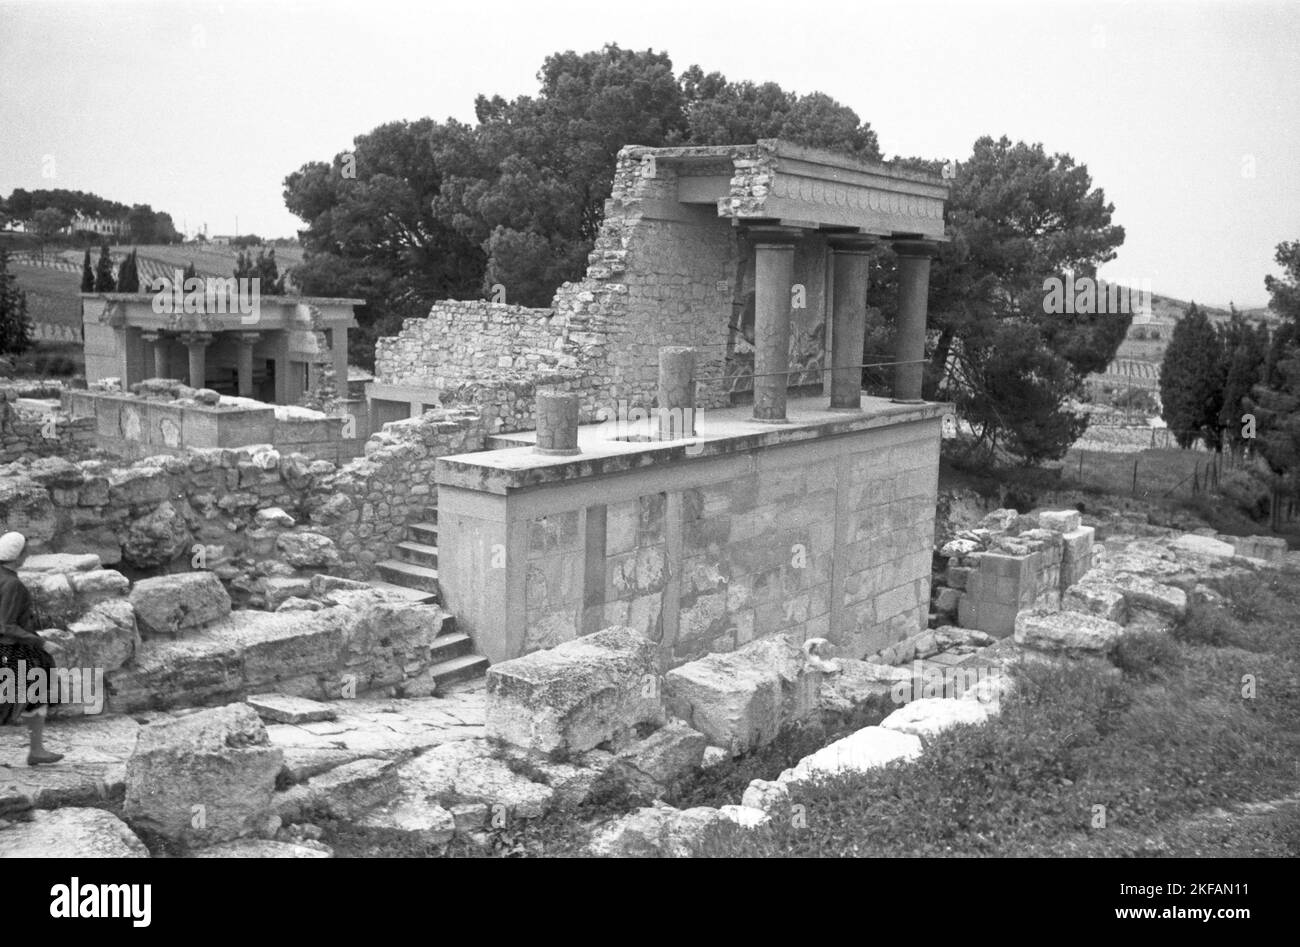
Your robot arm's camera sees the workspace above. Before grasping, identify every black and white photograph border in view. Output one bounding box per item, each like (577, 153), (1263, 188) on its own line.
(0, 0), (1296, 890)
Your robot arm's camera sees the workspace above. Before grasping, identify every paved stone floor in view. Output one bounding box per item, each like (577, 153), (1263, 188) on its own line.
(0, 680), (485, 808)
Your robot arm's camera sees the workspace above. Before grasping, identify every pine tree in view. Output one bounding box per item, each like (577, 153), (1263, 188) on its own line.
(0, 248), (34, 356)
(1159, 303), (1224, 449)
(80, 248), (94, 293)
(93, 245), (116, 293)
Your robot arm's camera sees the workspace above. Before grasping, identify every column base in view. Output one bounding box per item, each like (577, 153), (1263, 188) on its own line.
(534, 446), (582, 457)
(751, 415), (791, 424)
(890, 398), (926, 405)
(826, 403), (864, 413)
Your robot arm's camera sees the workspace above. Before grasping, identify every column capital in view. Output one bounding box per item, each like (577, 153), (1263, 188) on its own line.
(139, 330), (163, 343)
(745, 225), (803, 248)
(891, 239), (942, 259)
(235, 332), (262, 346)
(180, 332), (213, 347)
(827, 234), (879, 254)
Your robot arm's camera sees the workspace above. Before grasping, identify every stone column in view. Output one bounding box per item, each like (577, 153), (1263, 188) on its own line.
(828, 236), (875, 410)
(892, 240), (939, 403)
(534, 389), (580, 456)
(182, 332), (212, 390)
(236, 332), (260, 398)
(141, 331), (168, 380)
(751, 228), (800, 422)
(657, 346), (696, 439)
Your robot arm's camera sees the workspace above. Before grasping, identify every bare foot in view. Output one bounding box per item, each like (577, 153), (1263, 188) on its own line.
(27, 750), (64, 766)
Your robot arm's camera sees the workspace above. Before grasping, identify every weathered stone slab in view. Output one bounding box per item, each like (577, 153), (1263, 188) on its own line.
(1038, 510), (1081, 533)
(779, 726), (922, 786)
(1170, 534), (1235, 559)
(19, 553), (102, 574)
(610, 720), (708, 796)
(880, 697), (991, 738)
(247, 693), (337, 725)
(1062, 581), (1128, 623)
(129, 572), (232, 637)
(819, 659), (910, 715)
(0, 807), (148, 858)
(123, 702), (283, 847)
(1014, 609), (1123, 654)
(358, 792), (455, 844)
(485, 626), (661, 754)
(276, 757), (400, 821)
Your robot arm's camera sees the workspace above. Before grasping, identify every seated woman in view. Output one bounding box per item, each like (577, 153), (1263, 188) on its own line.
(0, 531), (64, 765)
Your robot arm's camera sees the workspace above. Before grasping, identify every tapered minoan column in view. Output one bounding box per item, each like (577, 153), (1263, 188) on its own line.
(828, 236), (875, 410)
(751, 229), (800, 422)
(657, 346), (696, 439)
(892, 240), (939, 403)
(236, 332), (259, 398)
(182, 332), (212, 389)
(141, 331), (168, 379)
(534, 389), (580, 456)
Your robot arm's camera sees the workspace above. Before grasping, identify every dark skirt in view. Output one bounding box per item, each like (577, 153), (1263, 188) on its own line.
(0, 640), (55, 726)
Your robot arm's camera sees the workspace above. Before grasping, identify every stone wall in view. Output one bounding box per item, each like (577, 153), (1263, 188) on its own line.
(0, 408), (486, 601)
(438, 408), (943, 668)
(371, 143), (835, 427)
(0, 395), (96, 464)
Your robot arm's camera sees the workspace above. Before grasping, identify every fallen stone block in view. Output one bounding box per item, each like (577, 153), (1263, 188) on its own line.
(1170, 534), (1235, 559)
(779, 726), (922, 786)
(276, 532), (341, 569)
(820, 659), (911, 716)
(67, 569), (130, 603)
(486, 626), (661, 754)
(263, 576), (314, 611)
(0, 807), (148, 858)
(247, 693), (337, 725)
(1109, 573), (1187, 619)
(1062, 580), (1128, 623)
(664, 634), (821, 754)
(130, 572), (232, 637)
(19, 553), (102, 574)
(123, 702), (284, 847)
(1014, 609), (1123, 654)
(65, 599), (140, 671)
(394, 741), (555, 819)
(880, 697), (991, 738)
(741, 778), (789, 817)
(1038, 510), (1081, 533)
(585, 804), (724, 857)
(718, 804), (769, 828)
(610, 720), (708, 796)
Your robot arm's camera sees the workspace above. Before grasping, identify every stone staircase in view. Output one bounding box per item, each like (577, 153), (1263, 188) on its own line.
(374, 514), (443, 602)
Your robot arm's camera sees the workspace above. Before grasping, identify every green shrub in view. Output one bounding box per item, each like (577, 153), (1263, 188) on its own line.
(1173, 601), (1242, 647)
(1113, 629), (1180, 678)
(1219, 469), (1270, 521)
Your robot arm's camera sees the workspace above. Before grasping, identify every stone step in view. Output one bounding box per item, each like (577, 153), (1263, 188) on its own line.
(428, 632), (474, 663)
(376, 559), (440, 594)
(427, 653), (490, 688)
(396, 540), (439, 568)
(408, 519), (439, 543)
(366, 580), (438, 604)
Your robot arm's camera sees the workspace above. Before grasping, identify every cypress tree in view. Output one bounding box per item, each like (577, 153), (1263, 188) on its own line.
(1159, 303), (1224, 450)
(93, 245), (116, 293)
(0, 248), (34, 355)
(116, 248), (140, 292)
(80, 248), (94, 292)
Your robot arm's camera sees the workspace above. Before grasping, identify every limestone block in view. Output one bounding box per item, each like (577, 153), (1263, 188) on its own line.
(357, 792), (455, 844)
(1038, 510), (1081, 533)
(1109, 573), (1187, 619)
(778, 726), (922, 786)
(1014, 608), (1123, 654)
(65, 599), (140, 671)
(819, 659), (910, 715)
(130, 571), (232, 637)
(246, 693), (337, 724)
(1062, 581), (1128, 623)
(741, 778), (789, 817)
(1170, 534), (1235, 559)
(585, 804), (724, 858)
(19, 552), (102, 574)
(610, 720), (708, 795)
(485, 626), (662, 753)
(276, 758), (400, 821)
(123, 703), (284, 847)
(664, 634), (820, 754)
(880, 697), (991, 738)
(718, 805), (769, 828)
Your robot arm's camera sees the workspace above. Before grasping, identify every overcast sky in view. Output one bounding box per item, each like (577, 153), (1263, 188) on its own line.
(2, 0), (1296, 307)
